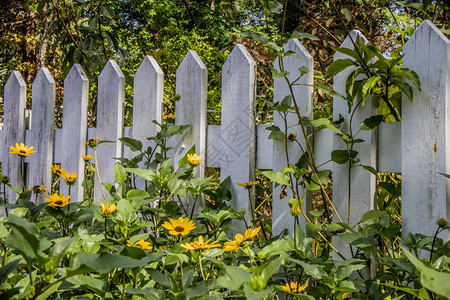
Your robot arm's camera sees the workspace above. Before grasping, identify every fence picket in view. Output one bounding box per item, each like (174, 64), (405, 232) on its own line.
(332, 30), (378, 256)
(402, 20), (450, 239)
(29, 68), (56, 202)
(174, 51), (207, 174)
(133, 55), (163, 153)
(95, 60), (125, 202)
(3, 71), (26, 203)
(272, 39), (314, 236)
(220, 44), (257, 229)
(60, 64), (89, 202)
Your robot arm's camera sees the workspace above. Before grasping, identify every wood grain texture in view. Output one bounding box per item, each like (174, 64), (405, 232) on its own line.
(272, 39), (314, 236)
(220, 44), (256, 230)
(402, 20), (450, 239)
(30, 67), (56, 202)
(332, 30), (377, 256)
(60, 64), (89, 202)
(3, 71), (26, 204)
(174, 50), (207, 174)
(95, 60), (125, 202)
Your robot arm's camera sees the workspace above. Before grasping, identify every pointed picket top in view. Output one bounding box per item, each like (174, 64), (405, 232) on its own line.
(133, 55), (163, 132)
(223, 44), (256, 70)
(99, 59), (125, 83)
(174, 50), (207, 175)
(60, 64), (89, 202)
(132, 56), (164, 190)
(220, 43), (257, 231)
(5, 70), (26, 92)
(178, 50), (207, 73)
(3, 71), (27, 206)
(30, 67), (56, 200)
(272, 38), (314, 236)
(95, 60), (125, 202)
(65, 63), (88, 84)
(402, 20), (450, 239)
(336, 30), (368, 59)
(404, 20), (449, 53)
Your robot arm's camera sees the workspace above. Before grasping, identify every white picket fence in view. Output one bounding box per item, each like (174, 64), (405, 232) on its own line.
(1, 21), (449, 243)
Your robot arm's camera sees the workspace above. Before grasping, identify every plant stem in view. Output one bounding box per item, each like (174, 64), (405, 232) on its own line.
(429, 227), (441, 263)
(199, 255), (206, 280)
(94, 148), (107, 202)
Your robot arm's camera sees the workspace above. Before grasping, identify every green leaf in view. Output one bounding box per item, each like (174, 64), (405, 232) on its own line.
(0, 259), (20, 284)
(324, 59), (355, 79)
(261, 170), (290, 185)
(125, 168), (156, 182)
(291, 259), (325, 279)
(333, 47), (360, 61)
(361, 75), (380, 99)
(309, 210), (324, 218)
(291, 32), (319, 41)
(269, 66), (289, 79)
(114, 163), (127, 184)
(314, 82), (346, 100)
(360, 115), (383, 130)
(268, 0), (283, 13)
(114, 199), (137, 226)
(308, 118), (343, 134)
(331, 150), (358, 164)
(216, 265), (251, 291)
(240, 32), (268, 43)
(127, 189), (150, 201)
(266, 125), (286, 141)
(305, 221), (322, 238)
(404, 248), (450, 298)
(395, 80), (414, 102)
(119, 137), (142, 152)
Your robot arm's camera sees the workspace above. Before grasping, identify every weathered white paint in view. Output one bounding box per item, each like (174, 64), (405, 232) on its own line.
(220, 44), (257, 229)
(402, 20), (450, 239)
(29, 68), (55, 202)
(332, 30), (378, 257)
(132, 56), (164, 190)
(378, 122), (401, 173)
(133, 56), (163, 156)
(2, 71), (26, 203)
(94, 60), (125, 202)
(272, 38), (314, 236)
(60, 64), (89, 202)
(174, 51), (207, 175)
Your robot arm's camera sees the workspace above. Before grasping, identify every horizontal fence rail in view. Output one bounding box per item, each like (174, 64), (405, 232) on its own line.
(0, 21), (449, 243)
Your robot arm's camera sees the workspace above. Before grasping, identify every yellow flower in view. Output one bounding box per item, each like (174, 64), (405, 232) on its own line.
(223, 240), (241, 252)
(187, 153), (201, 165)
(236, 181), (260, 187)
(290, 205), (301, 217)
(223, 227), (260, 252)
(62, 171), (78, 184)
(80, 154), (94, 161)
(9, 143), (36, 157)
(85, 138), (100, 149)
(133, 239), (152, 250)
(287, 132), (296, 141)
(180, 236), (221, 253)
(101, 203), (117, 217)
(162, 217), (196, 236)
(28, 185), (48, 195)
(45, 193), (70, 208)
(341, 292), (349, 300)
(281, 282), (308, 293)
(51, 164), (68, 177)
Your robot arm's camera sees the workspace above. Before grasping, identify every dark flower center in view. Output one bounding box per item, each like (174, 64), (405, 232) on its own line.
(174, 226), (185, 232)
(55, 200), (63, 205)
(19, 150), (26, 154)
